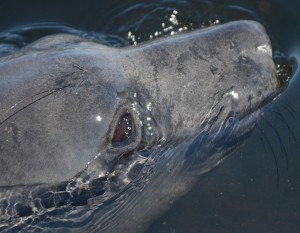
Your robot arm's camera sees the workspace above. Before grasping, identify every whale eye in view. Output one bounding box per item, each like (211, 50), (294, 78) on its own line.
(112, 112), (135, 148)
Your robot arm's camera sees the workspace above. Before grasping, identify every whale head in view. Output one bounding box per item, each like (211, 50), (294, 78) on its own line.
(0, 21), (287, 232)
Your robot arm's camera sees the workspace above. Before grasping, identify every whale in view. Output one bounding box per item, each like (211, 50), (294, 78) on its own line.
(0, 20), (287, 232)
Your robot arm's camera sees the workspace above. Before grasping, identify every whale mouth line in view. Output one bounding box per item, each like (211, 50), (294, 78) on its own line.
(0, 147), (156, 222)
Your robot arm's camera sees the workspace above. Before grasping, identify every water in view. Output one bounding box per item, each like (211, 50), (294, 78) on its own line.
(0, 0), (299, 232)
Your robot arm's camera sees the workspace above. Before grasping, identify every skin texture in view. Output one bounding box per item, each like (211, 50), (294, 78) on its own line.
(0, 21), (284, 232)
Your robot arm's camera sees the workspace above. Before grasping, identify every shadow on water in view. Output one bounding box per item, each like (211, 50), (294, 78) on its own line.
(0, 0), (300, 232)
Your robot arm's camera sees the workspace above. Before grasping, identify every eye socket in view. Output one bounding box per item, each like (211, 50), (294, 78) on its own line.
(111, 112), (136, 148)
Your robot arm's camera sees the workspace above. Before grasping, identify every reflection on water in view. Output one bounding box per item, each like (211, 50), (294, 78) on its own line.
(0, 1), (286, 50)
(0, 0), (299, 232)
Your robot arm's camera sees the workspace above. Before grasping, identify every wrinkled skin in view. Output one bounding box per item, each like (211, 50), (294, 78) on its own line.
(0, 21), (284, 232)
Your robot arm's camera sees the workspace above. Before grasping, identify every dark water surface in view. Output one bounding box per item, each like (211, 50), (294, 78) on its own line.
(0, 0), (299, 232)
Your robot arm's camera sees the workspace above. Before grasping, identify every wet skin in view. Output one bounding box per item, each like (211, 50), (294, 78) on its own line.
(0, 21), (285, 232)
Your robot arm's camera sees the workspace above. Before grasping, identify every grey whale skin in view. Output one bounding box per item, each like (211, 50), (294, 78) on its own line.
(0, 21), (285, 232)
